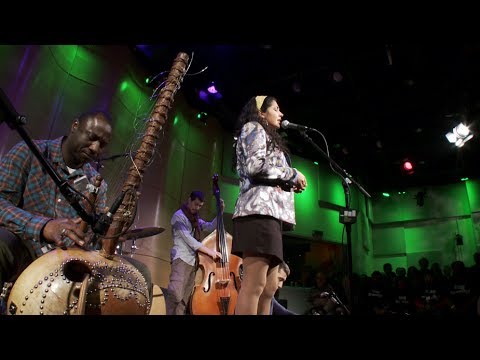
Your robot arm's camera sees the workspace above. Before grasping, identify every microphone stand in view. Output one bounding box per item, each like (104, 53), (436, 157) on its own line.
(328, 288), (351, 315)
(298, 128), (371, 314)
(94, 151), (136, 172)
(0, 89), (96, 226)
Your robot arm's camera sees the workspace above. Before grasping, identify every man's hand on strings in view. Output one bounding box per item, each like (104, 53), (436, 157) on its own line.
(42, 217), (86, 249)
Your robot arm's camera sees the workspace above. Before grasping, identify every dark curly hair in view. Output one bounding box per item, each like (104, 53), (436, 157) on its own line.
(232, 96), (290, 170)
(189, 190), (205, 202)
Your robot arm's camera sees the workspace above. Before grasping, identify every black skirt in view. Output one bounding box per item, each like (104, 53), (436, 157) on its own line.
(232, 214), (283, 266)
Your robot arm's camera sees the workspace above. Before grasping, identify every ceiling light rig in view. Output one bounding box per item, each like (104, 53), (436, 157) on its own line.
(446, 123), (474, 147)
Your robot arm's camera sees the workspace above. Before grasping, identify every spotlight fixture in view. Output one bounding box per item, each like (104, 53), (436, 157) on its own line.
(207, 83), (218, 94)
(403, 161), (413, 171)
(446, 123), (473, 147)
(198, 83), (222, 102)
(401, 159), (414, 175)
(196, 112), (208, 123)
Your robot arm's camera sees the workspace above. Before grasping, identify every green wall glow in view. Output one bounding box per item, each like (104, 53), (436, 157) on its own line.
(466, 179), (480, 212)
(317, 162), (346, 206)
(292, 155), (319, 237)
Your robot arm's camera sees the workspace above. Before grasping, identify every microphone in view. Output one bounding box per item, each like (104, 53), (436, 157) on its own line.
(0, 88), (27, 128)
(93, 191), (126, 235)
(281, 120), (311, 131)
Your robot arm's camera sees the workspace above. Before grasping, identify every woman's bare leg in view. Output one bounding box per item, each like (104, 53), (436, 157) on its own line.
(235, 255), (269, 314)
(258, 264), (279, 314)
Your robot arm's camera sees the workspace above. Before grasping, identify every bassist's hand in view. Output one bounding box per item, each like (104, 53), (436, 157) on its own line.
(210, 249), (222, 260)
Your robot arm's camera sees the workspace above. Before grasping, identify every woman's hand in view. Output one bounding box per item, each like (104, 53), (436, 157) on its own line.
(293, 170), (308, 193)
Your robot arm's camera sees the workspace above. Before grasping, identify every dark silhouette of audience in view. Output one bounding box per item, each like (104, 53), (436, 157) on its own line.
(304, 254), (480, 316)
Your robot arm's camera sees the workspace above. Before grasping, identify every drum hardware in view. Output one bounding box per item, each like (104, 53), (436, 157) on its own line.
(115, 227), (165, 256)
(119, 251), (170, 263)
(115, 243), (123, 255)
(120, 227), (165, 241)
(130, 239), (139, 258)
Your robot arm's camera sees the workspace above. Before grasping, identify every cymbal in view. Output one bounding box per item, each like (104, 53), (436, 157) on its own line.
(120, 227), (165, 241)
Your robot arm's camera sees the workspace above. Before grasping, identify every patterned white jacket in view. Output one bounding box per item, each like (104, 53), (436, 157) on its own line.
(233, 121), (297, 228)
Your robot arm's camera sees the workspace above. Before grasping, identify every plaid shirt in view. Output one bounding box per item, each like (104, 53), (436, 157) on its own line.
(0, 137), (107, 256)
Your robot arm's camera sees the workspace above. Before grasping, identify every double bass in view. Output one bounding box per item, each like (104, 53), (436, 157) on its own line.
(189, 174), (242, 315)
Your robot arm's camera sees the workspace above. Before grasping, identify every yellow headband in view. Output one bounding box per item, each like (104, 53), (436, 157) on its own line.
(255, 96), (267, 111)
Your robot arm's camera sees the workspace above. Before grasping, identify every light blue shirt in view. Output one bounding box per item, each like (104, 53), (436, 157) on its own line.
(170, 209), (217, 266)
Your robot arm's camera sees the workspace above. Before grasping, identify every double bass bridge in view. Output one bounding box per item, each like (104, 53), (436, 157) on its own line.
(215, 279), (230, 288)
